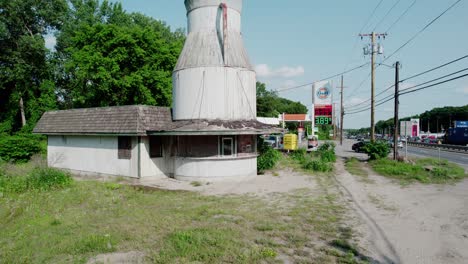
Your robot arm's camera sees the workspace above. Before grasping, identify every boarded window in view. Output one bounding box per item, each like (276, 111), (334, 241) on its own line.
(149, 136), (163, 158)
(177, 136), (218, 157)
(238, 135), (256, 154)
(118, 136), (132, 159)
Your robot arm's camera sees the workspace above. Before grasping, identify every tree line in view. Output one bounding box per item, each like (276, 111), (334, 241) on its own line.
(348, 105), (468, 136)
(0, 0), (307, 135)
(0, 0), (184, 134)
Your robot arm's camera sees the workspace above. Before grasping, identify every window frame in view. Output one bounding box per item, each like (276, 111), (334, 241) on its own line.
(220, 136), (236, 157)
(149, 136), (163, 158)
(118, 136), (132, 160)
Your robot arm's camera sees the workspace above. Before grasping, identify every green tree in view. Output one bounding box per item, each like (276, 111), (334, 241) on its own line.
(55, 0), (184, 108)
(256, 81), (307, 117)
(0, 0), (67, 133)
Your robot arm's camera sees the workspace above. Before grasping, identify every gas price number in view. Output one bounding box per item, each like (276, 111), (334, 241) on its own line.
(315, 116), (332, 125)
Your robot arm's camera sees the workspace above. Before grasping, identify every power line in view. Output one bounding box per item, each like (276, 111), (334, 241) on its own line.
(373, 0), (403, 32)
(400, 72), (468, 95)
(346, 54), (468, 109)
(346, 71), (468, 115)
(385, 0), (417, 33)
(400, 67), (468, 92)
(383, 0), (463, 62)
(275, 62), (369, 92)
(342, 0), (387, 73)
(400, 54), (468, 83)
(359, 0), (386, 33)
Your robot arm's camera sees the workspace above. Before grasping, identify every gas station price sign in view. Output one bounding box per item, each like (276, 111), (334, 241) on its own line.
(315, 116), (332, 125)
(314, 105), (333, 125)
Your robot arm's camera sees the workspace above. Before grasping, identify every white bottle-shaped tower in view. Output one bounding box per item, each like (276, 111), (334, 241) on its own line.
(173, 0), (256, 121)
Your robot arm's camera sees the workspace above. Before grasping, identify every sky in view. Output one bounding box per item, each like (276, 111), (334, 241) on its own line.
(49, 0), (468, 129)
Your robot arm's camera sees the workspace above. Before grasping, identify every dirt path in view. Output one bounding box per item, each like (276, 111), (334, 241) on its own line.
(335, 140), (468, 264)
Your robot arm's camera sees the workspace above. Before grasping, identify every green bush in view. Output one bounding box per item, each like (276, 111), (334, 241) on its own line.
(302, 159), (332, 172)
(0, 167), (72, 194)
(290, 148), (307, 163)
(317, 142), (336, 163)
(363, 141), (390, 160)
(257, 147), (282, 173)
(0, 134), (44, 163)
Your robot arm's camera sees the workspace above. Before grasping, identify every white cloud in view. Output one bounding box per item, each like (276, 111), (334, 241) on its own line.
(255, 64), (305, 78)
(459, 87), (468, 94)
(344, 97), (367, 107)
(44, 35), (56, 50)
(400, 82), (416, 90)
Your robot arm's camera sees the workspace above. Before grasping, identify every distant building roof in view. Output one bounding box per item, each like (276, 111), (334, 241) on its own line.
(281, 114), (309, 122)
(257, 117), (280, 126)
(33, 105), (172, 136)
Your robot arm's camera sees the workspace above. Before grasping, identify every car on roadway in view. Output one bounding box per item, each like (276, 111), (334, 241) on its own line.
(352, 141), (369, 153)
(307, 136), (319, 152)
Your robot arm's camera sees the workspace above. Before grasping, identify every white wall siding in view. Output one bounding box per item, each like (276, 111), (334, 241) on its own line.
(48, 135), (138, 178)
(139, 136), (174, 178)
(174, 156), (257, 181)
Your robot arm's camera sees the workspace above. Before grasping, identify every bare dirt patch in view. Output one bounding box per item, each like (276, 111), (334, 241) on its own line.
(335, 139), (468, 264)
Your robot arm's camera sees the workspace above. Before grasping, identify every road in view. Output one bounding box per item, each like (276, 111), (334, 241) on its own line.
(403, 145), (468, 169)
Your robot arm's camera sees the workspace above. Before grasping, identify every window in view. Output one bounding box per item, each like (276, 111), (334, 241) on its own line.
(221, 137), (234, 156)
(118, 136), (132, 159)
(177, 136), (218, 157)
(149, 136), (163, 158)
(238, 135), (256, 155)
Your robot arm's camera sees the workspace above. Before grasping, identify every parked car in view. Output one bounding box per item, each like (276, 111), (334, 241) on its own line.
(307, 136), (319, 151)
(262, 135), (283, 149)
(352, 141), (369, 153)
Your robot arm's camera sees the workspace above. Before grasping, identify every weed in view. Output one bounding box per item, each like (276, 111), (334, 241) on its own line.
(190, 181), (202, 187)
(257, 147), (282, 173)
(370, 158), (467, 184)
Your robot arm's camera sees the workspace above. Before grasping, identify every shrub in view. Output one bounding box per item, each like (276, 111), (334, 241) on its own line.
(290, 148), (307, 163)
(302, 159), (332, 172)
(363, 141), (390, 160)
(0, 134), (43, 163)
(257, 147), (282, 173)
(0, 167), (72, 194)
(317, 142), (336, 163)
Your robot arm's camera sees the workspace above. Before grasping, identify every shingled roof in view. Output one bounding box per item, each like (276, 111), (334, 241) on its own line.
(33, 105), (172, 135)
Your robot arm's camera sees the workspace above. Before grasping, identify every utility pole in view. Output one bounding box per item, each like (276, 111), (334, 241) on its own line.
(359, 32), (387, 142)
(340, 75), (344, 146)
(393, 61), (400, 161)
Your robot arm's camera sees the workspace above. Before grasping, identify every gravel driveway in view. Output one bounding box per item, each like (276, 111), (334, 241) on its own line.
(334, 139), (468, 264)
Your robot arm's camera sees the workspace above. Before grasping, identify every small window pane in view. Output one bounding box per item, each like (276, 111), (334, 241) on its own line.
(118, 137), (132, 159)
(222, 138), (233, 156)
(150, 136), (163, 158)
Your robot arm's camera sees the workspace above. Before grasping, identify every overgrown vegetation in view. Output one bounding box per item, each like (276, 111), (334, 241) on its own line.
(289, 142), (337, 173)
(0, 134), (45, 163)
(257, 146), (282, 174)
(0, 163), (72, 195)
(363, 141), (390, 160)
(0, 160), (368, 263)
(344, 158), (368, 177)
(370, 158), (467, 184)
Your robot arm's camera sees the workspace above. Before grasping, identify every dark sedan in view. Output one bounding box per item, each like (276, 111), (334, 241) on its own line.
(352, 141), (369, 153)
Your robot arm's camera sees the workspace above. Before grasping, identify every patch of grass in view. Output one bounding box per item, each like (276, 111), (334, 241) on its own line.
(190, 181), (202, 187)
(0, 166), (72, 194)
(345, 158), (373, 183)
(370, 158), (467, 184)
(367, 194), (398, 212)
(0, 159), (368, 264)
(288, 144), (336, 173)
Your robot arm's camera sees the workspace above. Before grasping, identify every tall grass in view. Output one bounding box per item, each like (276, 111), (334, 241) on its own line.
(370, 158), (466, 184)
(0, 165), (72, 195)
